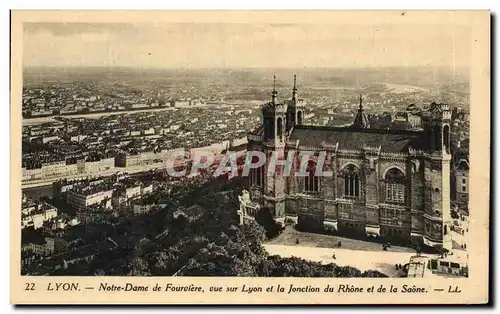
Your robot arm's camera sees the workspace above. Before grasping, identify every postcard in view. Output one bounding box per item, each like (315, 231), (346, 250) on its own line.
(10, 10), (490, 305)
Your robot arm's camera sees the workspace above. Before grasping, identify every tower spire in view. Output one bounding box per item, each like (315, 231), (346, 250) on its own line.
(272, 75), (278, 104)
(352, 94), (369, 129)
(292, 74), (297, 102)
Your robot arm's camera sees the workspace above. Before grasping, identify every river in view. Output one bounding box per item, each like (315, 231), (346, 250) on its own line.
(21, 102), (240, 126)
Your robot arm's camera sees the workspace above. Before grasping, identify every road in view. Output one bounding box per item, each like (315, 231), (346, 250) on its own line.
(268, 226), (414, 253)
(21, 162), (168, 189)
(21, 148), (246, 189)
(264, 226), (469, 278)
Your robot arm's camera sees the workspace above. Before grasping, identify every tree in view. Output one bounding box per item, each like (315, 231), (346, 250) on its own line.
(125, 257), (150, 276)
(83, 176), (390, 278)
(361, 270), (389, 278)
(254, 207), (283, 239)
(149, 250), (176, 275)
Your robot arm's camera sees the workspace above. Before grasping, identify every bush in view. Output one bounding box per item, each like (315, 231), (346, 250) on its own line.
(255, 207), (283, 239)
(361, 270), (389, 278)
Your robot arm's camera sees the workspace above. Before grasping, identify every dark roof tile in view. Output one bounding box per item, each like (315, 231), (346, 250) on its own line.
(289, 125), (425, 153)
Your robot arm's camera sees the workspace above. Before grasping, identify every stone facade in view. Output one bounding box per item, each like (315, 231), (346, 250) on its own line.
(243, 78), (453, 250)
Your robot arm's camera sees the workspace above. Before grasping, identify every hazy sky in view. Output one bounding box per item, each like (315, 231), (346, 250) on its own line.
(23, 22), (472, 69)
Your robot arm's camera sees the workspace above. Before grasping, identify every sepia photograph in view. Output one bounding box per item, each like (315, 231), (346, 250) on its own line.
(10, 10), (490, 304)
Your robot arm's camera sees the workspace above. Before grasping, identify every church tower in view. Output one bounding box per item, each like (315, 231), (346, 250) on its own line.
(260, 75), (287, 221)
(286, 74), (306, 132)
(352, 94), (370, 128)
(422, 102), (452, 250)
(262, 75), (287, 144)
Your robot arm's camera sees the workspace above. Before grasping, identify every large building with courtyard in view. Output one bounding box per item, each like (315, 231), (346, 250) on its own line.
(240, 75), (453, 250)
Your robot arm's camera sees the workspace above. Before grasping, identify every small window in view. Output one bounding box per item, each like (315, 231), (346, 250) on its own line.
(386, 183), (404, 204)
(462, 178), (466, 184)
(430, 259), (438, 269)
(462, 186), (466, 192)
(434, 188), (440, 193)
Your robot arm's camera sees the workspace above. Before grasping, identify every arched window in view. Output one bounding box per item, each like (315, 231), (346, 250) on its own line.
(276, 117), (283, 139)
(428, 127), (434, 150)
(433, 125), (441, 151)
(385, 168), (405, 204)
(443, 125), (450, 153)
(343, 164), (360, 199)
(304, 160), (319, 193)
(264, 118), (274, 140)
(297, 111), (303, 125)
(288, 111), (296, 129)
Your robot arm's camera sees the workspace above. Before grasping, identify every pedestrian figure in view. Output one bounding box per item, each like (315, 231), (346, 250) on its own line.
(338, 241), (342, 248)
(296, 238), (299, 245)
(332, 253), (336, 260)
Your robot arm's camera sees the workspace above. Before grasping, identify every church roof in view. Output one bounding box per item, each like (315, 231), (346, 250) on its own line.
(288, 125), (424, 153)
(352, 95), (370, 129)
(352, 110), (370, 128)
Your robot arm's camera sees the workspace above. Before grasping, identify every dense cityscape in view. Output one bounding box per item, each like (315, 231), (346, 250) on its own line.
(21, 66), (470, 278)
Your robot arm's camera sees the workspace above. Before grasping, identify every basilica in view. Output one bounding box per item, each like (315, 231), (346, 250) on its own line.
(240, 75), (452, 250)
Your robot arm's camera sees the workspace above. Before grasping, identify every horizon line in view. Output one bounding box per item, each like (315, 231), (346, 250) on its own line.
(23, 65), (471, 70)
